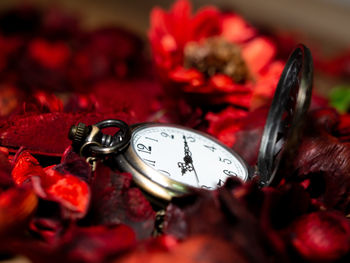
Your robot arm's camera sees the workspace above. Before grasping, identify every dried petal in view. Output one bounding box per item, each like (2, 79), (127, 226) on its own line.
(0, 112), (131, 156)
(117, 235), (248, 263)
(28, 39), (70, 69)
(294, 132), (350, 213)
(163, 186), (288, 262)
(11, 150), (46, 185)
(12, 150), (90, 218)
(56, 225), (136, 263)
(289, 211), (350, 262)
(29, 218), (64, 244)
(38, 165), (90, 218)
(0, 150), (13, 190)
(87, 164), (155, 239)
(0, 187), (38, 235)
(205, 106), (248, 147)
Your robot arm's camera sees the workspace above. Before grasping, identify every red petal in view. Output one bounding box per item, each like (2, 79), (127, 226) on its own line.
(39, 166), (90, 217)
(88, 164), (155, 239)
(290, 211), (350, 262)
(168, 0), (191, 49)
(29, 218), (64, 244)
(221, 14), (257, 43)
(206, 106), (248, 147)
(169, 67), (204, 87)
(209, 74), (250, 93)
(126, 188), (155, 221)
(0, 187), (38, 235)
(52, 225), (136, 263)
(337, 114), (350, 142)
(190, 7), (221, 41)
(250, 61), (284, 110)
(0, 150), (12, 189)
(0, 84), (22, 118)
(11, 150), (47, 185)
(242, 37), (276, 76)
(11, 150), (90, 218)
(29, 39), (70, 69)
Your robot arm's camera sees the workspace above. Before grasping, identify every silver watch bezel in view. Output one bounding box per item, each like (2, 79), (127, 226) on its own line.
(115, 123), (250, 201)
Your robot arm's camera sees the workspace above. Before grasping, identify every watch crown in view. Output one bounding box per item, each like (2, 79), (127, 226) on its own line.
(68, 122), (89, 147)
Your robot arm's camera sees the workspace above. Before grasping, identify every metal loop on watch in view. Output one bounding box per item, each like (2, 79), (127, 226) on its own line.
(89, 119), (131, 156)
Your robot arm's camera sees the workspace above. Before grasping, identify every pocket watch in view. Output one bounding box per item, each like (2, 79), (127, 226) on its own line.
(68, 44), (313, 203)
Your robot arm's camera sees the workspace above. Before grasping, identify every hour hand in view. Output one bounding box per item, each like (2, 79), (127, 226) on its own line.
(178, 135), (194, 175)
(178, 156), (194, 175)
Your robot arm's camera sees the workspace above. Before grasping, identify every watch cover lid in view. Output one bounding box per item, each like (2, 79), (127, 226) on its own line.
(257, 44), (313, 186)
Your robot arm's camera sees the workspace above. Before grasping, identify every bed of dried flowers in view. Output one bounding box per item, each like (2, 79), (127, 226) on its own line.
(0, 0), (350, 262)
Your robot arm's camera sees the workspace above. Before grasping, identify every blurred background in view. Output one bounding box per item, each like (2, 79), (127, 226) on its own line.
(0, 0), (349, 52)
(0, 0), (348, 99)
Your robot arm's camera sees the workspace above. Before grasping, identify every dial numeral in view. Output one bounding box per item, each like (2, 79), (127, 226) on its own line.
(158, 169), (171, 176)
(223, 169), (237, 177)
(219, 157), (232, 164)
(201, 185), (213, 190)
(137, 143), (152, 154)
(145, 137), (158, 142)
(186, 136), (195, 142)
(217, 179), (225, 187)
(204, 145), (216, 152)
(161, 132), (174, 139)
(143, 158), (156, 166)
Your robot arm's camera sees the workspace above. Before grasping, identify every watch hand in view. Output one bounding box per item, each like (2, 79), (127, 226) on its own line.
(177, 135), (199, 185)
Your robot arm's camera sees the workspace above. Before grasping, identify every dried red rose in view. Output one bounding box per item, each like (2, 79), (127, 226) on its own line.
(149, 0), (282, 109)
(289, 211), (350, 262)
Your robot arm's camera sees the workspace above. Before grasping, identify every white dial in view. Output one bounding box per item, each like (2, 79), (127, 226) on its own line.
(131, 125), (248, 190)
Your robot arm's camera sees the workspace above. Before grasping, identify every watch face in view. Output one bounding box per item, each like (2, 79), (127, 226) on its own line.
(130, 125), (248, 190)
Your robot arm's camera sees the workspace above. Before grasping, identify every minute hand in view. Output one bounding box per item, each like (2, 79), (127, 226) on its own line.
(178, 135), (200, 185)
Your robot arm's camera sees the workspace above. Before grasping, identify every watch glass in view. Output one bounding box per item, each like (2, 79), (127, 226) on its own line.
(131, 125), (248, 190)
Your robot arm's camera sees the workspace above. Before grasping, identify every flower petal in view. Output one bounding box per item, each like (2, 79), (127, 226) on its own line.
(242, 37), (276, 76)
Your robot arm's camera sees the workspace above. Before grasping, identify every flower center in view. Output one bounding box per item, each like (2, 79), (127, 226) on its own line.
(184, 37), (249, 83)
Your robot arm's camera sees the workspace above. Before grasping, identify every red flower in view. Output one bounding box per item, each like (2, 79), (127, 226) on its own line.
(149, 0), (282, 109)
(289, 211), (350, 262)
